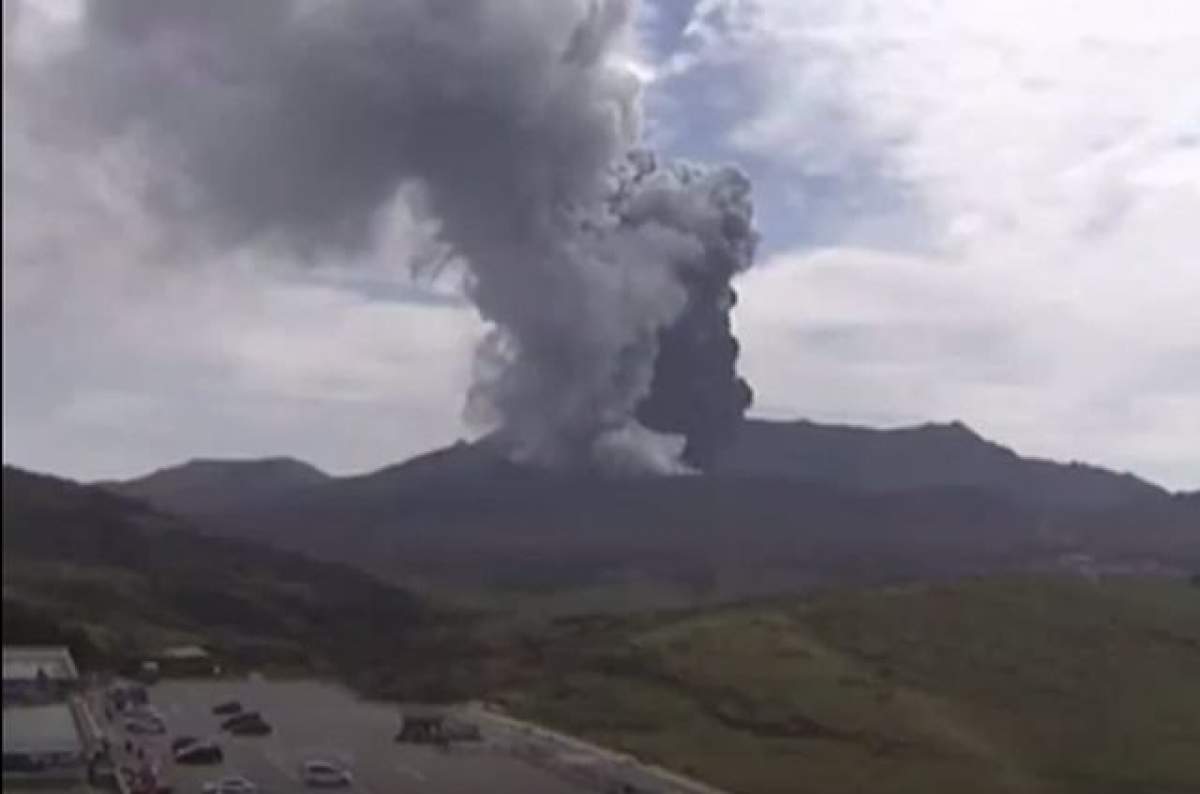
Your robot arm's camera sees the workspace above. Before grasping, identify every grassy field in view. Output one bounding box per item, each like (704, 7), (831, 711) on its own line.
(495, 576), (1200, 794)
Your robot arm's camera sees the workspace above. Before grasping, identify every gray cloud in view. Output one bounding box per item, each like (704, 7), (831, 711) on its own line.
(13, 0), (759, 473)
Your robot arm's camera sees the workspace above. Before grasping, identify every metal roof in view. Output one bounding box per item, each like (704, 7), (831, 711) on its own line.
(2, 703), (84, 755)
(2, 646), (79, 682)
(159, 645), (211, 660)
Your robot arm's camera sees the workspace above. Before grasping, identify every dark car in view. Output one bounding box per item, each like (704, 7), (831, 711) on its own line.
(174, 742), (223, 765)
(171, 736), (198, 754)
(220, 711), (262, 731)
(228, 716), (272, 737)
(301, 760), (352, 788)
(4, 753), (47, 773)
(212, 701), (242, 716)
(87, 754), (117, 787)
(445, 720), (483, 742)
(125, 717), (166, 735)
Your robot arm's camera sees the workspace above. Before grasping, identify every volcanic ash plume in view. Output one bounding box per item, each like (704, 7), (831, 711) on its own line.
(44, 0), (757, 473)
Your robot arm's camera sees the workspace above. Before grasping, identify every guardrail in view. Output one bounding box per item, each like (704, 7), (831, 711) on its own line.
(75, 690), (135, 794)
(467, 704), (729, 794)
(72, 694), (104, 747)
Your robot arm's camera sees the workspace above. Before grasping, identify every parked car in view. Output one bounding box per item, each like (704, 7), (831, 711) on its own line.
(137, 661), (160, 685)
(125, 717), (166, 735)
(107, 683), (149, 712)
(202, 776), (257, 794)
(220, 711), (262, 731)
(174, 741), (223, 765)
(444, 720), (483, 742)
(228, 716), (272, 736)
(146, 769), (173, 794)
(170, 736), (198, 754)
(5, 754), (47, 773)
(129, 705), (166, 723)
(87, 755), (117, 786)
(301, 760), (353, 788)
(212, 701), (242, 716)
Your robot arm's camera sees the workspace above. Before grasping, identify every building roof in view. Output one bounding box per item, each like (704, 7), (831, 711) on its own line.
(158, 645), (211, 660)
(2, 646), (79, 683)
(2, 703), (84, 755)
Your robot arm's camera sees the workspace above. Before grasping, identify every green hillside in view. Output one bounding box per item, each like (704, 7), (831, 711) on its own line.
(2, 465), (449, 677)
(489, 576), (1200, 794)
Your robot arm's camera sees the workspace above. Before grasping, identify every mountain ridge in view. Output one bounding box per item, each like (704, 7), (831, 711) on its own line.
(105, 417), (1173, 512)
(99, 455), (331, 516)
(718, 418), (1166, 509)
(94, 418), (1195, 607)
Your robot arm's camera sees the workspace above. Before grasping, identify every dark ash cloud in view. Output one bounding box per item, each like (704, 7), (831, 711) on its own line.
(27, 0), (758, 473)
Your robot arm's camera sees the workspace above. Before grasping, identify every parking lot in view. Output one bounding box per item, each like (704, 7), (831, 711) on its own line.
(106, 678), (596, 794)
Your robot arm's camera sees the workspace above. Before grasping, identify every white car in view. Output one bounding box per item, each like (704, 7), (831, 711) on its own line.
(129, 710), (164, 729)
(202, 776), (257, 794)
(301, 760), (353, 788)
(125, 717), (166, 735)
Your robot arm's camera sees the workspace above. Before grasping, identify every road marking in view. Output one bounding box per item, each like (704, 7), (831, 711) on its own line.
(394, 761), (427, 782)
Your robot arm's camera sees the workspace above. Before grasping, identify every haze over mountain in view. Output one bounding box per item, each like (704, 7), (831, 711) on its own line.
(102, 419), (1196, 605)
(100, 457), (331, 518)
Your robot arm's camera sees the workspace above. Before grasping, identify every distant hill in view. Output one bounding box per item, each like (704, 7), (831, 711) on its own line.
(98, 420), (1194, 607)
(2, 465), (438, 673)
(103, 456), (330, 516)
(105, 420), (1170, 519)
(1068, 490), (1200, 564)
(717, 419), (1166, 510)
(109, 458), (1196, 608)
(235, 468), (1049, 590)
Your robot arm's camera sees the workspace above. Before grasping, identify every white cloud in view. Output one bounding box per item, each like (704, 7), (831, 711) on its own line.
(702, 0), (1200, 487)
(737, 247), (1200, 487)
(2, 247), (483, 479)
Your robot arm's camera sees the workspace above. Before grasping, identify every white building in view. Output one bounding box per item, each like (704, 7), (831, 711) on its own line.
(2, 646), (80, 705)
(2, 701), (88, 786)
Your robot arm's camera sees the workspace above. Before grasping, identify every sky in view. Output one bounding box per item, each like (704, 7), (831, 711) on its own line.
(3, 0), (1199, 489)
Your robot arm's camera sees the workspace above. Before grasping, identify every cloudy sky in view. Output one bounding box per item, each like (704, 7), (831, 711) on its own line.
(4, 0), (1199, 489)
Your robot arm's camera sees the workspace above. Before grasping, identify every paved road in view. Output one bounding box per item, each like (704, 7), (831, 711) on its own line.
(467, 706), (726, 794)
(108, 679), (596, 794)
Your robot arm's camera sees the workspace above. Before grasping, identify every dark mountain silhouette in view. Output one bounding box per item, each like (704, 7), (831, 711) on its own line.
(98, 420), (1195, 604)
(3, 465), (436, 668)
(102, 456), (330, 516)
(1068, 490), (1200, 562)
(107, 419), (1168, 515)
(717, 419), (1165, 510)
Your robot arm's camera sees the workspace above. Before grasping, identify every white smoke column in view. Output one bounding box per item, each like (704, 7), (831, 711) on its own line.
(26, 0), (757, 474)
